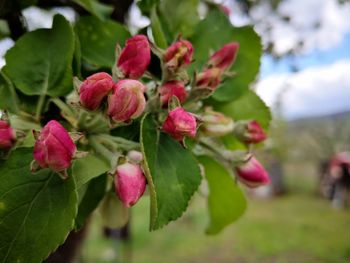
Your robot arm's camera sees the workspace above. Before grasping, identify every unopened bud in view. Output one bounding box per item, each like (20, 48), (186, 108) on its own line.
(208, 42), (239, 71)
(100, 192), (129, 228)
(162, 107), (197, 141)
(195, 67), (222, 91)
(234, 120), (267, 144)
(114, 162), (146, 207)
(33, 120), (76, 173)
(107, 79), (146, 122)
(79, 72), (114, 111)
(117, 35), (151, 79)
(159, 81), (188, 107)
(127, 150), (143, 163)
(0, 120), (15, 149)
(235, 156), (270, 188)
(164, 40), (193, 71)
(201, 108), (234, 137)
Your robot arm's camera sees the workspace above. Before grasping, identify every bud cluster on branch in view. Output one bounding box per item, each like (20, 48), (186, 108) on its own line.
(1, 32), (269, 228)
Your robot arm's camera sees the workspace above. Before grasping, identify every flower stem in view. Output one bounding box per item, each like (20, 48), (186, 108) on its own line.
(89, 136), (114, 163)
(35, 94), (46, 122)
(51, 98), (75, 118)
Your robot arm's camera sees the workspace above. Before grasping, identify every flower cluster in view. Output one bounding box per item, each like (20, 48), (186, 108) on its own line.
(21, 34), (270, 208)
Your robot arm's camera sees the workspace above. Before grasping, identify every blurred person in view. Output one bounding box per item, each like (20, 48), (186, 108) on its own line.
(328, 152), (350, 209)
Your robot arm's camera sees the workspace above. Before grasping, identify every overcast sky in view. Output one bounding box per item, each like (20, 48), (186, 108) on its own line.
(248, 0), (350, 119)
(1, 0), (350, 120)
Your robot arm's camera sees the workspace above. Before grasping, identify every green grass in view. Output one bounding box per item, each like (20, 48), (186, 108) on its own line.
(80, 170), (350, 263)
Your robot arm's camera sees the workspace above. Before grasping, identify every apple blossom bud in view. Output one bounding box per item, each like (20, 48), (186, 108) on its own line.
(162, 107), (197, 141)
(201, 108), (234, 137)
(164, 40), (193, 71)
(235, 157), (270, 188)
(0, 120), (15, 149)
(107, 79), (146, 122)
(79, 72), (114, 110)
(196, 67), (222, 91)
(234, 120), (267, 144)
(127, 150), (143, 163)
(159, 81), (188, 107)
(33, 120), (76, 172)
(100, 192), (129, 228)
(114, 162), (146, 207)
(117, 35), (151, 79)
(208, 42), (239, 71)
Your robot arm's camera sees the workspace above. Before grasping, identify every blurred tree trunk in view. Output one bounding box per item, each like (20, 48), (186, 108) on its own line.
(44, 224), (89, 263)
(267, 159), (286, 196)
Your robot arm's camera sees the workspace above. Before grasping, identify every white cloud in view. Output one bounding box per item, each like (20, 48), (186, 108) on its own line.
(250, 0), (350, 55)
(256, 59), (350, 119)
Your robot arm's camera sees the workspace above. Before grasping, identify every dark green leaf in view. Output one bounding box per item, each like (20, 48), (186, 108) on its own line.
(159, 0), (199, 38)
(140, 114), (202, 230)
(0, 71), (19, 113)
(191, 10), (262, 102)
(111, 120), (140, 141)
(216, 90), (272, 131)
(198, 155), (247, 235)
(75, 16), (131, 68)
(0, 148), (77, 263)
(4, 15), (75, 97)
(73, 0), (113, 20)
(73, 33), (82, 78)
(138, 0), (159, 14)
(75, 174), (107, 229)
(72, 154), (110, 189)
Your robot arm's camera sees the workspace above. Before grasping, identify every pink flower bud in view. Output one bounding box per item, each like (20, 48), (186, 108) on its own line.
(114, 162), (146, 207)
(196, 67), (222, 90)
(0, 120), (15, 149)
(234, 120), (267, 144)
(162, 107), (197, 141)
(201, 108), (234, 137)
(208, 42), (239, 71)
(159, 81), (188, 107)
(235, 157), (270, 188)
(117, 35), (151, 79)
(164, 40), (193, 71)
(33, 120), (76, 172)
(79, 72), (114, 110)
(107, 79), (146, 122)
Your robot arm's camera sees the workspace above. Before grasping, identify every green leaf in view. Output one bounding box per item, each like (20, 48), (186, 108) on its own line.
(191, 10), (262, 102)
(198, 155), (247, 235)
(0, 148), (77, 263)
(138, 0), (159, 14)
(75, 174), (107, 229)
(216, 90), (272, 131)
(4, 15), (75, 97)
(0, 71), (19, 113)
(159, 0), (199, 38)
(73, 33), (82, 78)
(73, 0), (113, 20)
(150, 7), (168, 49)
(72, 154), (110, 189)
(75, 16), (131, 68)
(140, 114), (202, 230)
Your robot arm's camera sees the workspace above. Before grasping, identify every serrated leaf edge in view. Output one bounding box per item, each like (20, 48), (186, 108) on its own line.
(140, 114), (158, 231)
